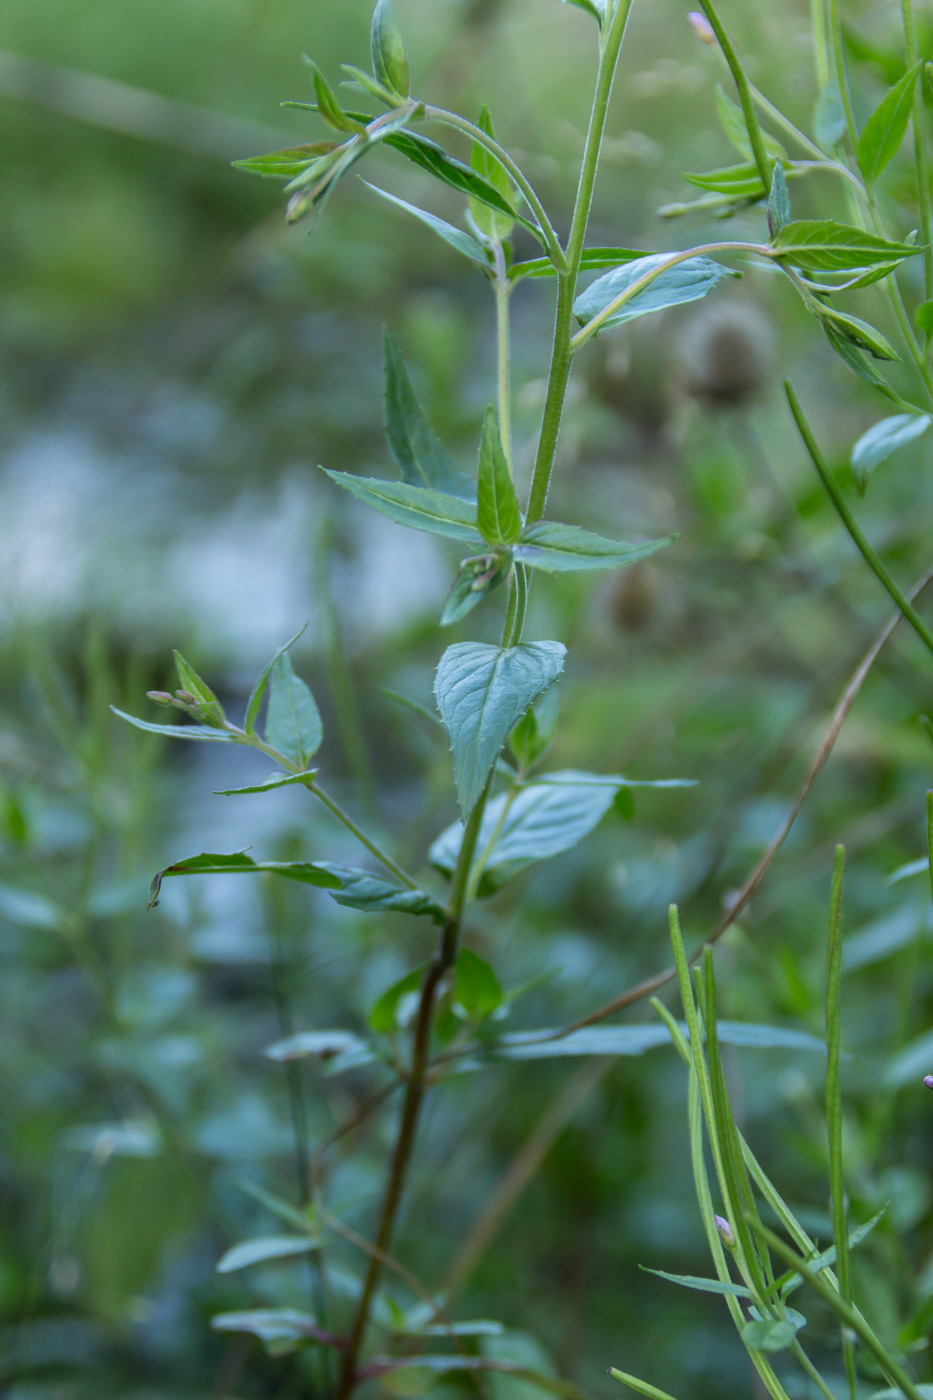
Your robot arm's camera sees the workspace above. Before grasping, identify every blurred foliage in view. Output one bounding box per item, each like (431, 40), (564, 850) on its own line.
(3, 1), (933, 1398)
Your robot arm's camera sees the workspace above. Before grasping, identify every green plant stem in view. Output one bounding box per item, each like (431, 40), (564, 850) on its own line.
(493, 241), (513, 468)
(825, 846), (856, 1400)
(570, 240), (768, 351)
(422, 105), (566, 271)
(525, 0), (634, 525)
(335, 795), (486, 1399)
(827, 0), (859, 152)
(696, 0), (771, 187)
(900, 0), (933, 304)
(785, 381), (933, 657)
(927, 791), (933, 911)
(811, 0), (830, 91)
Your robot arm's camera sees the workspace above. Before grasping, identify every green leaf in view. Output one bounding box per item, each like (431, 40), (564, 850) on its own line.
(264, 1029), (371, 1063)
(441, 552), (511, 626)
(213, 771), (316, 796)
(362, 180), (489, 266)
(430, 770), (693, 894)
(245, 625), (308, 734)
(211, 1308), (320, 1355)
(716, 87), (785, 161)
(781, 1210), (886, 1295)
(173, 651), (222, 713)
(111, 707), (235, 742)
(771, 220), (920, 272)
(514, 521), (675, 572)
(216, 1235), (320, 1274)
(369, 965), (428, 1032)
(265, 653), (323, 769)
(917, 300), (933, 333)
(822, 320), (894, 390)
(148, 852), (341, 908)
(574, 254), (733, 333)
(818, 308), (899, 361)
(340, 62), (397, 107)
(610, 1370), (680, 1400)
(308, 61), (362, 135)
(469, 106), (515, 242)
(455, 947), (502, 1020)
(0, 883), (67, 931)
(511, 247), (646, 281)
(741, 1310), (806, 1353)
(233, 143), (338, 180)
(558, 0), (606, 24)
(434, 642), (566, 815)
(856, 62), (922, 183)
(383, 333), (476, 497)
(370, 0), (410, 99)
(681, 163), (767, 199)
(643, 1268), (753, 1299)
(316, 863), (447, 920)
(767, 163), (791, 238)
(323, 470), (482, 543)
(851, 413), (931, 493)
(477, 407), (522, 545)
(381, 131), (540, 241)
(814, 82), (846, 150)
(493, 1020), (826, 1060)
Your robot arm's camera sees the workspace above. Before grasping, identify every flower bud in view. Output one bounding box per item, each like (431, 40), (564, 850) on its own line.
(924, 1075), (933, 1091)
(174, 691), (198, 705)
(146, 691), (175, 706)
(688, 11), (716, 45)
(714, 1214), (735, 1248)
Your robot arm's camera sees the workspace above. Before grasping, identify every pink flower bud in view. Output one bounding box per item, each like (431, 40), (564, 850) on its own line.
(688, 11), (716, 45)
(146, 691), (174, 706)
(714, 1214), (735, 1248)
(924, 1075), (933, 1091)
(174, 691), (198, 705)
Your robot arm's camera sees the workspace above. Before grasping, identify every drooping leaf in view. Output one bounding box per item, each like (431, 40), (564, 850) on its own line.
(574, 254), (733, 333)
(214, 771), (316, 797)
(558, 0), (606, 24)
(430, 770), (693, 893)
(148, 852), (341, 908)
(644, 1268), (753, 1299)
(216, 1235), (321, 1274)
(822, 320), (894, 390)
(370, 0), (410, 99)
(814, 82), (846, 150)
(362, 181), (489, 266)
(511, 247), (646, 281)
(211, 1308), (322, 1356)
(383, 333), (476, 498)
(856, 62), (923, 184)
(681, 163), (767, 199)
(771, 220), (920, 273)
(477, 407), (522, 545)
(381, 130), (540, 240)
(716, 86), (785, 161)
(514, 521), (675, 572)
(245, 625), (308, 734)
(469, 105), (515, 242)
(740, 1309), (806, 1353)
(850, 413), (931, 493)
(434, 642), (566, 815)
(111, 707), (236, 742)
(369, 965), (428, 1033)
(264, 1029), (370, 1062)
(441, 552), (511, 626)
(818, 307), (899, 361)
(316, 863), (447, 920)
(767, 162), (791, 238)
(265, 653), (323, 769)
(323, 470), (482, 543)
(455, 947), (503, 1020)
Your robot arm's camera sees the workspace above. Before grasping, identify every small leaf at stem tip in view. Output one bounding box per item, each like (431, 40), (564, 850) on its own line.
(851, 413), (931, 494)
(264, 652), (323, 769)
(469, 105), (515, 242)
(441, 552), (511, 627)
(476, 406), (522, 545)
(856, 62), (923, 184)
(573, 254), (735, 333)
(309, 61), (361, 134)
(244, 624), (308, 734)
(371, 0), (410, 99)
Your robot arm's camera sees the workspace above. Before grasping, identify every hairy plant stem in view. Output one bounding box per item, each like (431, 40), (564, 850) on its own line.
(494, 240), (513, 466)
(696, 0), (771, 188)
(525, 0), (633, 526)
(900, 0), (933, 306)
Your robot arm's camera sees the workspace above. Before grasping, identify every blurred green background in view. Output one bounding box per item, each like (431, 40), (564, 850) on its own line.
(4, 1), (933, 1397)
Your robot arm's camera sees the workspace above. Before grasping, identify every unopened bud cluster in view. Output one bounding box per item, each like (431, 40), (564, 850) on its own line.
(146, 690), (228, 729)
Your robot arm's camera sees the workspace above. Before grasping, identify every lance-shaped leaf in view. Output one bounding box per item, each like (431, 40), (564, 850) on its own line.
(767, 163), (791, 237)
(716, 87), (786, 161)
(818, 307), (898, 361)
(216, 1236), (321, 1274)
(434, 642), (566, 815)
(511, 247), (646, 281)
(111, 708), (236, 742)
(681, 163), (767, 200)
(316, 863), (447, 921)
(455, 947), (502, 1020)
(234, 142), (339, 180)
(380, 130), (541, 241)
(514, 521), (675, 572)
(245, 625), (308, 734)
(211, 1309), (324, 1356)
(383, 333), (476, 497)
(371, 0), (409, 99)
(771, 220), (920, 273)
(574, 253), (733, 333)
(308, 61), (363, 135)
(323, 470), (482, 543)
(173, 651), (223, 717)
(213, 771), (316, 797)
(265, 653), (323, 769)
(477, 407), (521, 545)
(644, 1269), (753, 1299)
(857, 62), (923, 184)
(431, 769), (693, 893)
(822, 320), (893, 390)
(851, 412), (931, 494)
(362, 181), (489, 267)
(469, 106), (515, 242)
(148, 851), (341, 907)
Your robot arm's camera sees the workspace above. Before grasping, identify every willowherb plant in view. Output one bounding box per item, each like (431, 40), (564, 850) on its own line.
(115, 0), (933, 1395)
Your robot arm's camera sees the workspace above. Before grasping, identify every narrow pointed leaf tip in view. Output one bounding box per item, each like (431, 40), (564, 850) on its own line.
(383, 333), (476, 497)
(477, 406), (521, 545)
(434, 642), (566, 815)
(856, 62), (923, 184)
(371, 0), (410, 99)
